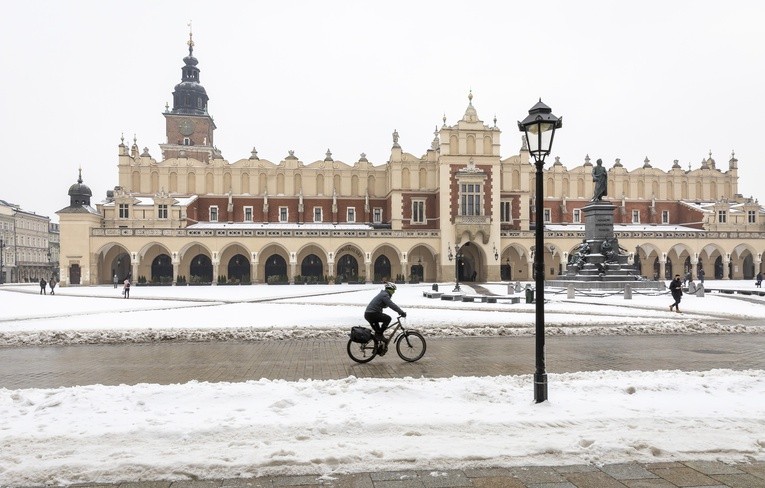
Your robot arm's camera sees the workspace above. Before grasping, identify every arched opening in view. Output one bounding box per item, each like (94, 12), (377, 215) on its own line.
(190, 254), (213, 283)
(112, 252), (131, 282)
(743, 253), (755, 280)
(227, 254), (251, 282)
(300, 254), (324, 281)
(151, 254), (173, 282)
(265, 254), (288, 283)
(373, 255), (392, 282)
(336, 254), (359, 282)
(714, 256), (724, 280)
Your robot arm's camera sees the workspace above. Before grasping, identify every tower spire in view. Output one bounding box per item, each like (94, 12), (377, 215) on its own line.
(187, 20), (194, 56)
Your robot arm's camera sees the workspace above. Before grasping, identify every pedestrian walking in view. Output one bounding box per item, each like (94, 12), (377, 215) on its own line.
(123, 278), (131, 299)
(39, 278), (47, 295)
(49, 278), (56, 295)
(669, 274), (683, 313)
(698, 268), (705, 285)
(113, 273), (118, 289)
(756, 271), (763, 288)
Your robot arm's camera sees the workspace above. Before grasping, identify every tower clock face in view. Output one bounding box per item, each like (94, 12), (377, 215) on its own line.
(178, 119), (195, 136)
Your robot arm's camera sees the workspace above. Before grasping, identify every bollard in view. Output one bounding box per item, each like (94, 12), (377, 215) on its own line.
(687, 281), (696, 294)
(567, 284), (575, 299)
(696, 284), (705, 297)
(624, 284), (632, 299)
(432, 283), (439, 292)
(507, 283), (515, 295)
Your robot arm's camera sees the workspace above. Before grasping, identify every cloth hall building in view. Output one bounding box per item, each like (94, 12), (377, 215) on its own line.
(58, 37), (765, 287)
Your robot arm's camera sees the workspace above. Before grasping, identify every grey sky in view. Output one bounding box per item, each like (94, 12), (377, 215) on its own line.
(2, 1), (762, 221)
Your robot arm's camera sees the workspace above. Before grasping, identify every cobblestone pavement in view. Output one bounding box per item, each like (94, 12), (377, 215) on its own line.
(1, 334), (764, 389)
(19, 461), (765, 487)
(3, 335), (765, 487)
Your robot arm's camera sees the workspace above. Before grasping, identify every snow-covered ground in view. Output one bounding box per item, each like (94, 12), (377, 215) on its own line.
(0, 281), (764, 485)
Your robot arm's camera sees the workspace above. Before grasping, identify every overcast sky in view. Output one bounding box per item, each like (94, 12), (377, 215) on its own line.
(2, 1), (763, 221)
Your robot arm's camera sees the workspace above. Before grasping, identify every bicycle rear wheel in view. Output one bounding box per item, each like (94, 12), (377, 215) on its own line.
(396, 331), (426, 362)
(347, 338), (378, 363)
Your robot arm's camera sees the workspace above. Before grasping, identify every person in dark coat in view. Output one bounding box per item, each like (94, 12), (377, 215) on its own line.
(756, 271), (763, 288)
(669, 274), (683, 313)
(364, 282), (406, 341)
(39, 278), (47, 295)
(49, 278), (56, 295)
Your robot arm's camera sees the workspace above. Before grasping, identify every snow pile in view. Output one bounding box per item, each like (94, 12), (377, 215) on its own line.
(1, 369), (763, 485)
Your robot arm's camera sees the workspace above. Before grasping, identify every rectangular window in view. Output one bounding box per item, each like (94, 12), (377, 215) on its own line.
(718, 210), (727, 223)
(632, 210), (640, 224)
(460, 183), (482, 216)
(500, 201), (511, 223)
(373, 208), (382, 223)
(543, 208), (551, 223)
(209, 206), (218, 222)
(748, 210), (757, 224)
(244, 206), (253, 222)
(662, 210), (670, 224)
(118, 204), (129, 219)
(183, 137), (190, 146)
(573, 209), (581, 223)
(412, 200), (425, 223)
(157, 204), (168, 219)
(313, 207), (323, 223)
(347, 207), (356, 223)
(279, 207), (289, 223)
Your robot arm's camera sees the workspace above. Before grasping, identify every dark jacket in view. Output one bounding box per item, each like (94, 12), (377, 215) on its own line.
(365, 289), (405, 316)
(669, 278), (683, 299)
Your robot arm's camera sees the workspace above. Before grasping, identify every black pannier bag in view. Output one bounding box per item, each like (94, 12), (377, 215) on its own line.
(350, 326), (373, 343)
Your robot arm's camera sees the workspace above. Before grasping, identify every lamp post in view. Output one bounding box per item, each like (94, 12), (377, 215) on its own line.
(447, 242), (467, 292)
(518, 99), (562, 403)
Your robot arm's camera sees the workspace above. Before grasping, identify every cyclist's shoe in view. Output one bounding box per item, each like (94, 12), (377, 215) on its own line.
(377, 343), (388, 356)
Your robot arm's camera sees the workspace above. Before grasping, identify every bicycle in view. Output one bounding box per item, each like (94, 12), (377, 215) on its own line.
(347, 316), (426, 363)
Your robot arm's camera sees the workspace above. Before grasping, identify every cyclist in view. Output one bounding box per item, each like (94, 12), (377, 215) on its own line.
(364, 282), (407, 344)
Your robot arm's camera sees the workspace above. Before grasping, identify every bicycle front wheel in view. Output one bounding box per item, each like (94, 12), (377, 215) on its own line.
(396, 331), (426, 362)
(347, 338), (378, 363)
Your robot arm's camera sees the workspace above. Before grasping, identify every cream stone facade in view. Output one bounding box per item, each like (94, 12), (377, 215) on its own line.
(58, 37), (765, 287)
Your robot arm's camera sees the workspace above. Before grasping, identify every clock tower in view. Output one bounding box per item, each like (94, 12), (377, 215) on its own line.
(159, 29), (217, 163)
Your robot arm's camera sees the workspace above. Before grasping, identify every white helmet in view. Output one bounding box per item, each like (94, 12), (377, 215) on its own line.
(384, 282), (397, 291)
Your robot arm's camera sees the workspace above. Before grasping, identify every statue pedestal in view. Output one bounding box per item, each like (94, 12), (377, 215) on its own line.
(549, 200), (649, 289)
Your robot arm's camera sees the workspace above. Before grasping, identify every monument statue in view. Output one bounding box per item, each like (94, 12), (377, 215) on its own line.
(592, 158), (607, 201)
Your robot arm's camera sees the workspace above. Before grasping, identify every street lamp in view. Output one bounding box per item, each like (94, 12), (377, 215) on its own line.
(518, 99), (562, 403)
(0, 238), (4, 285)
(447, 242), (468, 292)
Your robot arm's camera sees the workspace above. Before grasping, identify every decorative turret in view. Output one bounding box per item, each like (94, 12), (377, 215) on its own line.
(67, 168), (92, 207)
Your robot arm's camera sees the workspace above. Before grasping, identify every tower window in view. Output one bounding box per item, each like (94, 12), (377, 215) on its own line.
(157, 204), (168, 219)
(183, 137), (190, 146)
(347, 207), (356, 223)
(118, 204), (129, 219)
(373, 208), (383, 223)
(459, 183), (482, 216)
(412, 200), (425, 223)
(210, 206), (218, 222)
(748, 210), (757, 223)
(573, 208), (581, 223)
(279, 207), (289, 222)
(313, 207), (323, 223)
(662, 210), (670, 224)
(500, 201), (512, 223)
(244, 206), (253, 222)
(718, 210), (727, 223)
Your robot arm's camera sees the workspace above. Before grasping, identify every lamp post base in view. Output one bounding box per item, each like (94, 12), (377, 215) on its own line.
(453, 283), (461, 292)
(534, 373), (548, 403)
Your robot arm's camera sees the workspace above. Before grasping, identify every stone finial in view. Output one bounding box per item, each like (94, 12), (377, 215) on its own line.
(325, 149), (333, 161)
(643, 157), (651, 168)
(250, 147), (259, 160)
